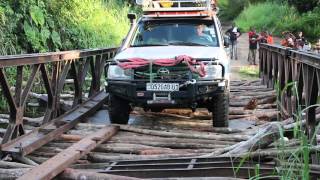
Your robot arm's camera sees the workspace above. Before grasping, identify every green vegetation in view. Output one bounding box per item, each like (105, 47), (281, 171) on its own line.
(218, 0), (269, 21)
(273, 82), (313, 179)
(0, 0), (132, 55)
(287, 0), (319, 13)
(235, 2), (320, 41)
(0, 0), (134, 113)
(235, 2), (298, 33)
(239, 66), (259, 78)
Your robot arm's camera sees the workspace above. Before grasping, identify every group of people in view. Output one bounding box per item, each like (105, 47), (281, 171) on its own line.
(226, 23), (320, 66)
(226, 24), (274, 65)
(281, 31), (311, 51)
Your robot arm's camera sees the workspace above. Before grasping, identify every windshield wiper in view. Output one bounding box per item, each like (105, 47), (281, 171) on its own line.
(168, 42), (210, 47)
(131, 44), (168, 47)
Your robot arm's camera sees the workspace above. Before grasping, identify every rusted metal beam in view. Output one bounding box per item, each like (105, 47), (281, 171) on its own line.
(259, 44), (320, 166)
(0, 48), (117, 146)
(18, 125), (119, 180)
(0, 48), (117, 68)
(99, 157), (320, 179)
(0, 91), (108, 156)
(59, 168), (140, 180)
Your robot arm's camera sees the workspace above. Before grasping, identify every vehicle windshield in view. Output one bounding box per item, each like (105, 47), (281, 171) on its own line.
(131, 21), (219, 47)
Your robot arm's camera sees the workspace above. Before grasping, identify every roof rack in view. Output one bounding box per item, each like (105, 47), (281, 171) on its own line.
(136, 0), (216, 18)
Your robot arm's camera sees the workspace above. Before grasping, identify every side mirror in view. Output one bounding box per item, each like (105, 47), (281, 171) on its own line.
(224, 36), (230, 47)
(127, 13), (137, 24)
(136, 0), (143, 5)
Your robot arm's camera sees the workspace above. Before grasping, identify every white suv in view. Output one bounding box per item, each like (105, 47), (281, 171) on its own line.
(106, 0), (230, 127)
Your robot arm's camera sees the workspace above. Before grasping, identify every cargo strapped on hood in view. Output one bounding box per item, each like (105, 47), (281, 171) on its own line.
(117, 55), (206, 77)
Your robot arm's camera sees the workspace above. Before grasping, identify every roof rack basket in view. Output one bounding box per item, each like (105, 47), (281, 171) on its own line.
(136, 0), (216, 18)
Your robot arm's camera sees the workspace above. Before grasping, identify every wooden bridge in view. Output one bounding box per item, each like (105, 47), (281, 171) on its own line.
(0, 44), (319, 179)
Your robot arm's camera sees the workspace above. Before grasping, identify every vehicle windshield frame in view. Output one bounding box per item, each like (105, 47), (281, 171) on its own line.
(129, 19), (220, 48)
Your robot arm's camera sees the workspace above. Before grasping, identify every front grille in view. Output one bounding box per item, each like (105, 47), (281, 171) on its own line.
(134, 64), (199, 80)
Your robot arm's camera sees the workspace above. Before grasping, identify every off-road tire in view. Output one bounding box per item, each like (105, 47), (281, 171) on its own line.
(108, 94), (131, 124)
(209, 92), (229, 127)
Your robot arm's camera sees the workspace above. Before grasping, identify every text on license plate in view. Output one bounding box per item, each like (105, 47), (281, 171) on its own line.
(146, 83), (179, 91)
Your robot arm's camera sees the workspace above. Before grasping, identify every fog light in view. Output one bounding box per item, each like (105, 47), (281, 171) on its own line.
(218, 82), (225, 87)
(137, 92), (144, 97)
(198, 86), (208, 94)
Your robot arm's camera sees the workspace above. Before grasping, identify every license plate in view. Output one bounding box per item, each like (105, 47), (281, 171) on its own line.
(146, 83), (179, 92)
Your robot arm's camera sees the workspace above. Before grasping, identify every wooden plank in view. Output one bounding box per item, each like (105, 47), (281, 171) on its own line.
(18, 125), (119, 180)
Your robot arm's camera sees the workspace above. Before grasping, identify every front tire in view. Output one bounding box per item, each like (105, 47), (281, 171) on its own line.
(208, 92), (229, 127)
(108, 94), (131, 124)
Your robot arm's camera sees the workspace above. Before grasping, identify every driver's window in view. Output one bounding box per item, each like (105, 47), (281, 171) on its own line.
(132, 28), (143, 46)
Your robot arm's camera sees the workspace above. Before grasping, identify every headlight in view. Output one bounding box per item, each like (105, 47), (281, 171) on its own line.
(198, 64), (222, 80)
(107, 65), (133, 80)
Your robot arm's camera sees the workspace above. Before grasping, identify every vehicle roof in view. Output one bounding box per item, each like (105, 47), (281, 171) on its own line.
(140, 16), (216, 22)
(139, 0), (216, 18)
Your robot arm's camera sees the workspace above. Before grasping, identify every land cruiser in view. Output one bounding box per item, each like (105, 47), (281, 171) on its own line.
(105, 0), (230, 127)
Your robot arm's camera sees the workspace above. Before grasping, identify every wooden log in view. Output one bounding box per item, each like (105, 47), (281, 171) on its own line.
(87, 152), (207, 163)
(18, 126), (119, 180)
(230, 98), (276, 107)
(229, 107), (277, 114)
(94, 143), (170, 154)
(44, 139), (227, 155)
(119, 125), (250, 142)
(241, 80), (261, 86)
(228, 115), (252, 120)
(230, 94), (276, 101)
(201, 118), (303, 158)
(28, 156), (91, 166)
(0, 168), (29, 180)
(37, 147), (63, 154)
(221, 123), (280, 156)
(109, 131), (236, 145)
(230, 145), (320, 158)
(161, 109), (193, 116)
(59, 168), (140, 180)
(12, 155), (39, 166)
(74, 124), (246, 142)
(30, 151), (57, 158)
(26, 156), (48, 164)
(58, 134), (83, 141)
(256, 104), (277, 109)
(258, 96), (276, 104)
(0, 161), (33, 169)
(138, 148), (216, 155)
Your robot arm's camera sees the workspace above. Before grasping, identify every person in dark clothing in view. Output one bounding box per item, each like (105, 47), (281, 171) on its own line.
(259, 31), (268, 44)
(295, 31), (306, 50)
(226, 23), (241, 60)
(248, 28), (259, 65)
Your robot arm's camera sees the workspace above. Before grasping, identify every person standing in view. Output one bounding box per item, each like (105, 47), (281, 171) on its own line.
(259, 31), (268, 44)
(281, 31), (295, 48)
(248, 28), (259, 65)
(226, 23), (241, 60)
(315, 39), (320, 54)
(295, 31), (306, 50)
(267, 31), (274, 44)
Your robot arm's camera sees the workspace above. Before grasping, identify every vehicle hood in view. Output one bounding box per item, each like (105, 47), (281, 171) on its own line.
(114, 46), (228, 61)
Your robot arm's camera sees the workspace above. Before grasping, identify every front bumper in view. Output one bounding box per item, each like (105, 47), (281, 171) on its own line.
(106, 79), (227, 107)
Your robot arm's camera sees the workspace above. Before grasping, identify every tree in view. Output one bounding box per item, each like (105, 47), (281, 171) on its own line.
(287, 0), (319, 13)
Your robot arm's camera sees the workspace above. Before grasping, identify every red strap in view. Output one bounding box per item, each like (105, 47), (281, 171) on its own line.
(117, 55), (206, 77)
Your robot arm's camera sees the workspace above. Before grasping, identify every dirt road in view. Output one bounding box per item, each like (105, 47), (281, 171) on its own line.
(228, 32), (258, 81)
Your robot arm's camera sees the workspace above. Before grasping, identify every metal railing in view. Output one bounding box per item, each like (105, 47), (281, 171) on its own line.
(259, 44), (320, 146)
(0, 48), (117, 145)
